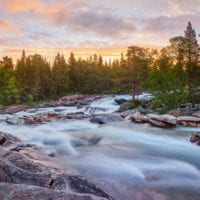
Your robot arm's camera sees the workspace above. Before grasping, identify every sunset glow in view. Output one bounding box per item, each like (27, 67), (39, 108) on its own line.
(0, 0), (200, 62)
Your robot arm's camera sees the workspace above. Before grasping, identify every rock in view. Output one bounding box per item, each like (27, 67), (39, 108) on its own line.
(88, 136), (102, 145)
(5, 117), (19, 125)
(90, 114), (123, 124)
(114, 98), (127, 105)
(49, 94), (104, 108)
(130, 113), (177, 128)
(192, 112), (200, 118)
(177, 116), (200, 127)
(180, 103), (200, 115)
(119, 109), (137, 119)
(0, 183), (110, 200)
(0, 132), (20, 147)
(167, 108), (181, 117)
(141, 100), (151, 109)
(146, 114), (177, 128)
(0, 132), (114, 200)
(130, 112), (147, 123)
(0, 105), (29, 114)
(5, 111), (89, 126)
(190, 132), (200, 145)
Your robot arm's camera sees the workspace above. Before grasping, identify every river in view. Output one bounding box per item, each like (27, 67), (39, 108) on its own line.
(0, 94), (200, 200)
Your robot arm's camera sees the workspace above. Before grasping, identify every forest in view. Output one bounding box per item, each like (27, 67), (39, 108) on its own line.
(0, 22), (200, 111)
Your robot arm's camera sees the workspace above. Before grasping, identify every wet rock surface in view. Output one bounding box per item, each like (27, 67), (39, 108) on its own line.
(48, 94), (104, 108)
(0, 105), (30, 115)
(5, 112), (89, 125)
(190, 132), (200, 145)
(177, 116), (200, 127)
(0, 94), (104, 115)
(130, 111), (200, 128)
(114, 98), (127, 105)
(0, 132), (114, 200)
(130, 112), (177, 128)
(90, 114), (123, 124)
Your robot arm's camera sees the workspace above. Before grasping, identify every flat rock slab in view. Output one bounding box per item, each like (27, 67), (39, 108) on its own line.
(131, 112), (176, 128)
(177, 116), (200, 127)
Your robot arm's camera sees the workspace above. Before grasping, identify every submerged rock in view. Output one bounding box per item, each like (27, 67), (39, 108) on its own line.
(0, 132), (114, 200)
(190, 132), (200, 145)
(114, 98), (127, 105)
(90, 114), (123, 124)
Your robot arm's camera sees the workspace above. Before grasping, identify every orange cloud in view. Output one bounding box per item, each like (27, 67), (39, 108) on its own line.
(4, 0), (44, 13)
(1, 0), (67, 15)
(0, 19), (21, 34)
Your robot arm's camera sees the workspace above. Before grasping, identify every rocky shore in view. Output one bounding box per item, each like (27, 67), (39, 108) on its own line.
(0, 132), (114, 200)
(0, 94), (104, 115)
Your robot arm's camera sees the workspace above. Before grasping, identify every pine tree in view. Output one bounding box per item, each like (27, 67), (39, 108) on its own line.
(184, 22), (200, 91)
(52, 53), (68, 96)
(68, 52), (77, 91)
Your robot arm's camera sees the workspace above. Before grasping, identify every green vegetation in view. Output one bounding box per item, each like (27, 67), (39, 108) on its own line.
(0, 22), (199, 109)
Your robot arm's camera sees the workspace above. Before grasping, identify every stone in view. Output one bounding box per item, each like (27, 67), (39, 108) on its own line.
(190, 132), (200, 145)
(0, 132), (114, 200)
(146, 114), (177, 127)
(177, 116), (200, 127)
(90, 114), (123, 124)
(130, 113), (177, 128)
(167, 108), (181, 117)
(119, 109), (137, 119)
(130, 112), (147, 123)
(0, 105), (29, 114)
(114, 98), (127, 105)
(192, 112), (200, 118)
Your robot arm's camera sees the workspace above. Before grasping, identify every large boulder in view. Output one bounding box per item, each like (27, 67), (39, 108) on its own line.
(177, 116), (200, 127)
(0, 132), (114, 200)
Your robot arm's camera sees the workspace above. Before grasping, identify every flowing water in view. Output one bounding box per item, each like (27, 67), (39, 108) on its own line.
(0, 94), (200, 200)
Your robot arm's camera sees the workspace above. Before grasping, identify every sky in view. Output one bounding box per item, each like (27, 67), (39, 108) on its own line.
(0, 0), (200, 62)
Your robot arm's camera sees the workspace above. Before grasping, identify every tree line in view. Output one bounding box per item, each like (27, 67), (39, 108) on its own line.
(0, 22), (199, 110)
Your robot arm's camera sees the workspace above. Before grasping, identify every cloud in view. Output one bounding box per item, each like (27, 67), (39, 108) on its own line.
(0, 19), (21, 34)
(167, 0), (200, 15)
(0, 0), (200, 61)
(143, 14), (200, 36)
(48, 7), (137, 39)
(0, 0), (44, 13)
